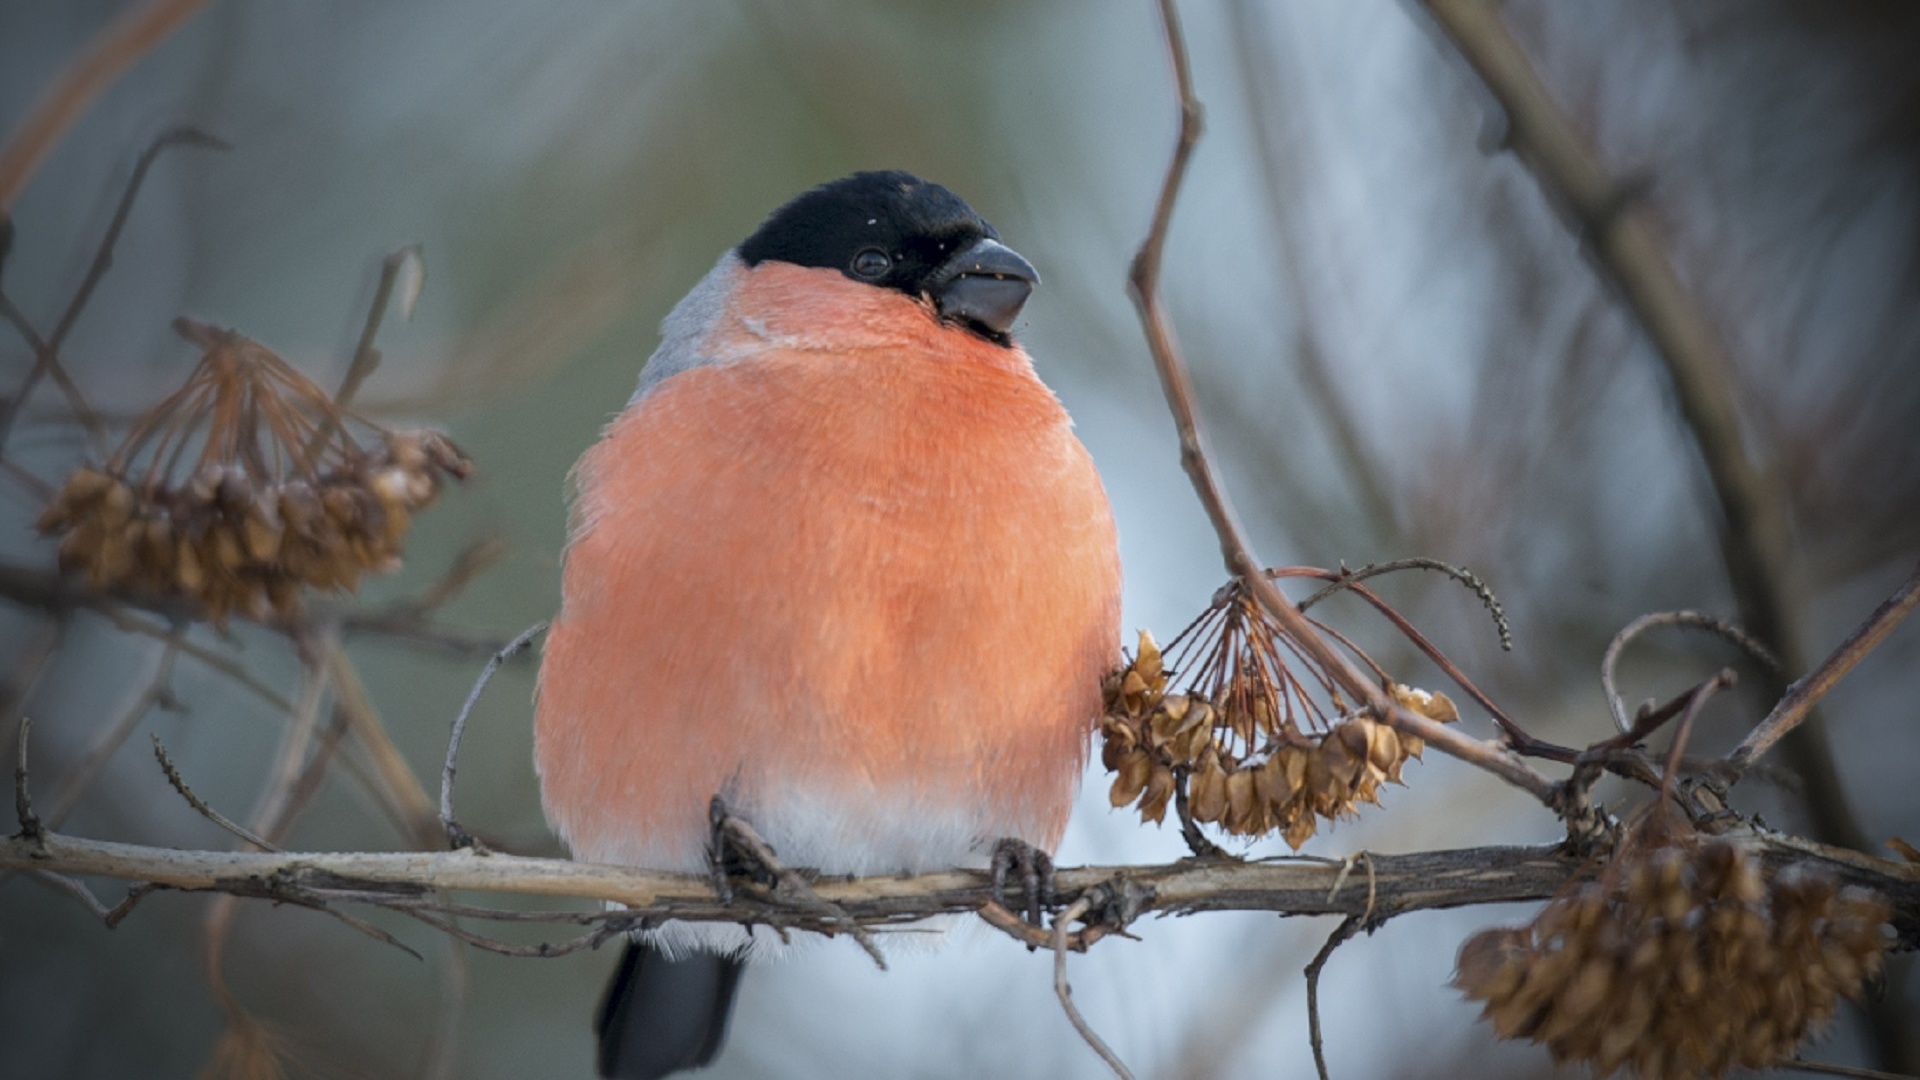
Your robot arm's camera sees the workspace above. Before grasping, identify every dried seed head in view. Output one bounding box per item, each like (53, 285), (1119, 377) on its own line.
(34, 321), (470, 622)
(1099, 600), (1460, 848)
(1456, 826), (1894, 1080)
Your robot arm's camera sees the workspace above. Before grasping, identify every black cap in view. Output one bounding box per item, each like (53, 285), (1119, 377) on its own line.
(737, 171), (1038, 344)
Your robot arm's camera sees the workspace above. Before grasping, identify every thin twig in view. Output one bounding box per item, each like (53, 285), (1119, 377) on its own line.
(0, 289), (104, 453)
(302, 245), (424, 461)
(42, 635), (181, 828)
(1305, 915), (1363, 1080)
(243, 886), (424, 961)
(1656, 670), (1735, 810)
(13, 716), (41, 841)
(0, 22), (222, 455)
(1599, 610), (1777, 735)
(151, 736), (279, 852)
(0, 0), (213, 213)
(1052, 895), (1134, 1080)
(1172, 764), (1229, 858)
(421, 913), (469, 1080)
(244, 644), (329, 839)
(1587, 678), (1710, 754)
(325, 642), (440, 848)
(0, 619), (64, 775)
(1779, 1059), (1920, 1080)
(441, 621), (546, 851)
(381, 534), (507, 616)
(1131, 0), (1555, 804)
(25, 867), (113, 917)
(395, 907), (622, 959)
(1298, 558), (1511, 652)
(1729, 562), (1920, 774)
(93, 602), (292, 712)
(50, 126), (229, 351)
(1323, 851), (1377, 926)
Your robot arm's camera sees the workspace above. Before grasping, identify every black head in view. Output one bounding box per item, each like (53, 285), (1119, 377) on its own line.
(737, 170), (1038, 344)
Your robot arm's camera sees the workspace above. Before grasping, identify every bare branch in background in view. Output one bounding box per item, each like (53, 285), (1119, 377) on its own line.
(1417, 1), (1914, 1064)
(40, 634), (181, 828)
(1132, 0), (1556, 805)
(0, 0), (212, 213)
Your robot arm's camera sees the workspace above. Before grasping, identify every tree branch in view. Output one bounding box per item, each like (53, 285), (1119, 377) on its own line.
(1729, 561), (1920, 774)
(1132, 0), (1556, 805)
(4, 829), (1913, 949)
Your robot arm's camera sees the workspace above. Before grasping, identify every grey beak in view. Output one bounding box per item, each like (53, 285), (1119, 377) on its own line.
(929, 237), (1039, 339)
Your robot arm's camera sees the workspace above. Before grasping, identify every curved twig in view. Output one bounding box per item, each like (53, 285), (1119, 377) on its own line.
(440, 621), (546, 851)
(151, 736), (278, 852)
(0, 0), (213, 213)
(1600, 610), (1777, 736)
(1297, 558), (1511, 652)
(1305, 915), (1364, 1080)
(1053, 895), (1134, 1080)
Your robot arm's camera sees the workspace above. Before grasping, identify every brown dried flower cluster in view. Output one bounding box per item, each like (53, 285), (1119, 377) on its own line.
(1455, 824), (1892, 1079)
(1100, 599), (1458, 849)
(35, 318), (469, 621)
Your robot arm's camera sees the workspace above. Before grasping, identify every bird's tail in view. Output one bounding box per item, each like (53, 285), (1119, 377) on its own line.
(595, 940), (745, 1079)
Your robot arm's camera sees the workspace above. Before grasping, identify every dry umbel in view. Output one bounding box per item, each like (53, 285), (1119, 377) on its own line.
(35, 317), (469, 621)
(1454, 815), (1893, 1079)
(1101, 575), (1460, 849)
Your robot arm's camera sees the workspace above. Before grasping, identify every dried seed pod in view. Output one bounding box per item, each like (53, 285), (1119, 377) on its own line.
(1457, 827), (1894, 1080)
(1138, 764), (1174, 825)
(1189, 751), (1229, 824)
(33, 323), (471, 622)
(1097, 570), (1465, 848)
(1109, 749), (1152, 808)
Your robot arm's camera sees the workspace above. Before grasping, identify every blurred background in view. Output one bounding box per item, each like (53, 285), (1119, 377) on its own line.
(1, 1), (1916, 1077)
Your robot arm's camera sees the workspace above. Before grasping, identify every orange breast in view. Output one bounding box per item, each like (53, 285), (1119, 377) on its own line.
(534, 266), (1120, 876)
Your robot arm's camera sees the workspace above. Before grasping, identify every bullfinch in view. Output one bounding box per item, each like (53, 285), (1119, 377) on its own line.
(534, 170), (1122, 1079)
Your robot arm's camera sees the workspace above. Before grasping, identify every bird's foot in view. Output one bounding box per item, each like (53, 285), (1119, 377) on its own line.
(706, 794), (785, 904)
(989, 836), (1057, 928)
(706, 795), (887, 968)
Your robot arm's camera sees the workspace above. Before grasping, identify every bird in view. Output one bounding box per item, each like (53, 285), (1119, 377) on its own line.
(534, 170), (1122, 1080)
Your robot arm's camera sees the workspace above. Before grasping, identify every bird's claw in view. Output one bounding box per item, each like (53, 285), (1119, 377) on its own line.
(708, 794), (787, 903)
(989, 837), (1056, 928)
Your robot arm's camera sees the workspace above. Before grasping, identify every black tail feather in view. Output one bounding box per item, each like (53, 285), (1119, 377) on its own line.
(595, 941), (745, 1080)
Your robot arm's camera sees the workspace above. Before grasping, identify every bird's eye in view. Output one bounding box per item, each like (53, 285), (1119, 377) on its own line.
(851, 248), (891, 279)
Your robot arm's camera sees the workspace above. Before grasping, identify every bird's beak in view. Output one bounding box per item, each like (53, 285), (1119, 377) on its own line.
(928, 237), (1039, 339)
